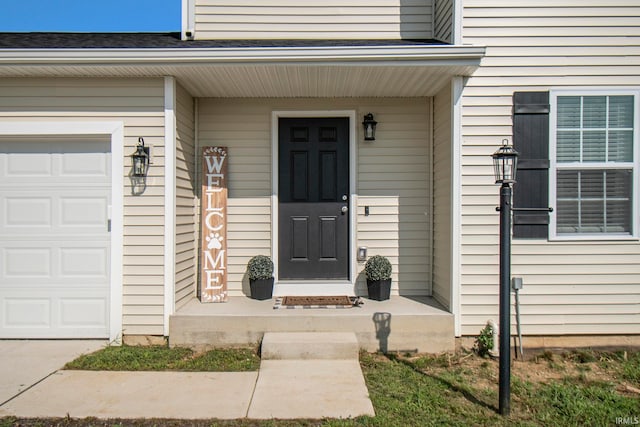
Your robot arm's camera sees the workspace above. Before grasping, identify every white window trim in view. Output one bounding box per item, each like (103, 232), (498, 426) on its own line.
(549, 88), (640, 241)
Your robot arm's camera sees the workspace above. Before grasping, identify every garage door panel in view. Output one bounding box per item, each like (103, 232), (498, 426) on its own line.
(2, 279), (109, 290)
(3, 298), (50, 327)
(0, 138), (111, 338)
(61, 151), (109, 177)
(4, 152), (53, 177)
(4, 197), (52, 228)
(0, 140), (110, 184)
(60, 197), (108, 228)
(2, 242), (109, 283)
(59, 297), (108, 327)
(3, 248), (52, 278)
(0, 139), (109, 170)
(2, 292), (109, 338)
(60, 247), (109, 278)
(1, 191), (109, 234)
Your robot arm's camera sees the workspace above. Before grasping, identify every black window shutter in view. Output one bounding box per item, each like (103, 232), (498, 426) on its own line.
(512, 91), (550, 239)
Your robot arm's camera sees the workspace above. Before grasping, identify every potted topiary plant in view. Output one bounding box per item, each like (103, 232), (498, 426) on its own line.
(365, 255), (392, 301)
(247, 255), (274, 300)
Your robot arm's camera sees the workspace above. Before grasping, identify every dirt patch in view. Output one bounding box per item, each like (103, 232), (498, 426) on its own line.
(401, 348), (639, 397)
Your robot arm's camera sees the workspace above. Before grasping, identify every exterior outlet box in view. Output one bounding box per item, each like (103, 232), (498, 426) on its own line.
(512, 277), (523, 290)
(357, 247), (367, 262)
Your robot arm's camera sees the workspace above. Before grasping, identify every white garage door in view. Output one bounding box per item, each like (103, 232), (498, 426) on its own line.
(0, 137), (111, 338)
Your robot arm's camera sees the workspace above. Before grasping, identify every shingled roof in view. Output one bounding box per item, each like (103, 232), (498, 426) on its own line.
(0, 32), (482, 98)
(0, 32), (445, 49)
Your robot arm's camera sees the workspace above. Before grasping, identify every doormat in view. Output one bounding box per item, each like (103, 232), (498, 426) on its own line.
(273, 296), (363, 310)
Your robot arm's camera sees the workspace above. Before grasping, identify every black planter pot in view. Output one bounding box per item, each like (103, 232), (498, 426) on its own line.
(249, 277), (274, 300)
(367, 278), (392, 301)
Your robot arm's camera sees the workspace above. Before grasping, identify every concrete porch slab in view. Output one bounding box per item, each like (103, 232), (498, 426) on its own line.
(170, 295), (454, 353)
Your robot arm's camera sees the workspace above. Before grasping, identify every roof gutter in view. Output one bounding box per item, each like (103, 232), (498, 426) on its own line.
(0, 45), (486, 66)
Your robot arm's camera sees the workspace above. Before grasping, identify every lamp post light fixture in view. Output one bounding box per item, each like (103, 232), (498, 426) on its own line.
(492, 139), (519, 184)
(492, 139), (519, 416)
(132, 137), (150, 178)
(362, 113), (377, 141)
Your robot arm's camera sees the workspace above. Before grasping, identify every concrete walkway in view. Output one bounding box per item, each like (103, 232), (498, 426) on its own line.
(0, 340), (106, 406)
(1, 370), (260, 419)
(249, 332), (375, 419)
(0, 334), (375, 420)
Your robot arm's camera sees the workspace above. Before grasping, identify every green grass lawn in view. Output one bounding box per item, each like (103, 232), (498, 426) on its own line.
(2, 346), (639, 427)
(355, 351), (640, 427)
(63, 345), (261, 372)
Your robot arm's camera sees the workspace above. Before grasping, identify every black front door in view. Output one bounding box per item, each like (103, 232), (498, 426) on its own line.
(278, 117), (350, 280)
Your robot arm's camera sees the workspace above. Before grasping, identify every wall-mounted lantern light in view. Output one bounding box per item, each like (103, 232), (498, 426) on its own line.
(492, 139), (519, 184)
(362, 113), (377, 141)
(132, 137), (150, 178)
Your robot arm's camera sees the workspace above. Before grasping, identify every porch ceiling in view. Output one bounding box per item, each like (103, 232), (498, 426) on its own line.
(0, 44), (485, 98)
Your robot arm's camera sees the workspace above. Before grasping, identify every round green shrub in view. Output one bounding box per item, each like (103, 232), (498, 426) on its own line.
(247, 255), (274, 280)
(365, 255), (392, 281)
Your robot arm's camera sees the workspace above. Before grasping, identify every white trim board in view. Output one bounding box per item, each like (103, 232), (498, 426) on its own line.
(271, 110), (358, 297)
(181, 0), (195, 40)
(453, 0), (463, 45)
(451, 77), (464, 337)
(0, 121), (124, 344)
(163, 76), (177, 336)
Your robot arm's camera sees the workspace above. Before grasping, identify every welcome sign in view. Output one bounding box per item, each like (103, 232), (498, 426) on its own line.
(200, 146), (228, 303)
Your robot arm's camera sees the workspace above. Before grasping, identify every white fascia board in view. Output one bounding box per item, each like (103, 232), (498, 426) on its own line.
(0, 45), (486, 66)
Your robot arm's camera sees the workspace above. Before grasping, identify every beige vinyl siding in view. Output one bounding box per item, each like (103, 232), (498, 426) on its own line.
(432, 83), (452, 309)
(459, 1), (640, 335)
(193, 0), (434, 40)
(0, 77), (166, 336)
(174, 84), (197, 310)
(434, 0), (454, 43)
(197, 99), (272, 296)
(197, 98), (431, 296)
(355, 99), (431, 296)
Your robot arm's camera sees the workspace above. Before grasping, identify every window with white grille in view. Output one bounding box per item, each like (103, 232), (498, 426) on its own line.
(550, 91), (639, 239)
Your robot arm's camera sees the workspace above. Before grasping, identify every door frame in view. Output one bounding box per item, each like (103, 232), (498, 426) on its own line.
(0, 121), (124, 343)
(271, 110), (357, 296)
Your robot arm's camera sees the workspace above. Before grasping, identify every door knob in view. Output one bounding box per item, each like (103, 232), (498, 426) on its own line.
(341, 206), (348, 213)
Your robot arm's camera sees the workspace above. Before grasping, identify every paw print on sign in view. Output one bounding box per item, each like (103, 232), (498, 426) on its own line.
(206, 233), (224, 250)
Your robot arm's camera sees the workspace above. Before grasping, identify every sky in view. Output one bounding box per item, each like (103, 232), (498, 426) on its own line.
(0, 0), (181, 32)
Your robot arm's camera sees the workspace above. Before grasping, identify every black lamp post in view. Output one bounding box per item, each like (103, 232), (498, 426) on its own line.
(491, 139), (518, 416)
